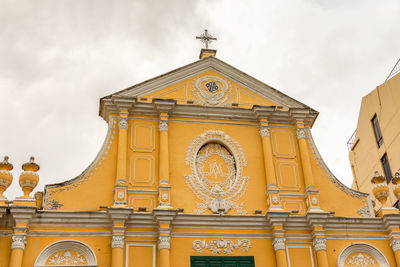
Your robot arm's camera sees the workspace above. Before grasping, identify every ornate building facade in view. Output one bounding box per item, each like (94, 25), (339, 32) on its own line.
(1, 48), (400, 267)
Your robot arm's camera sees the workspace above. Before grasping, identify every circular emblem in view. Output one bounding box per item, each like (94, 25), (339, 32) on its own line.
(185, 130), (249, 214)
(192, 76), (232, 106)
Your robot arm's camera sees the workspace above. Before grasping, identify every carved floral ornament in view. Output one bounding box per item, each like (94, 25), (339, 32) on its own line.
(111, 235), (124, 249)
(118, 118), (128, 129)
(193, 239), (251, 254)
(46, 250), (88, 266)
(337, 243), (389, 267)
(192, 75), (233, 106)
(11, 234), (27, 250)
(185, 130), (249, 214)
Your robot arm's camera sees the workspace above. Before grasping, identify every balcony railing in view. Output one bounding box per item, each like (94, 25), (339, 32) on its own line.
(386, 57), (400, 81)
(347, 130), (356, 152)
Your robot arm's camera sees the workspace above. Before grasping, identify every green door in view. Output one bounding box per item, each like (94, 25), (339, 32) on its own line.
(191, 256), (255, 267)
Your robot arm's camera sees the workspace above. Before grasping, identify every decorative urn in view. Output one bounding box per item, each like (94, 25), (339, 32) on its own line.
(371, 171), (389, 207)
(0, 156), (13, 199)
(392, 170), (400, 200)
(19, 157), (40, 198)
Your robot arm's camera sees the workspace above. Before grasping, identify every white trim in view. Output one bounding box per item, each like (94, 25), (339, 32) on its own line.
(34, 240), (97, 266)
(337, 243), (389, 267)
(125, 243), (156, 267)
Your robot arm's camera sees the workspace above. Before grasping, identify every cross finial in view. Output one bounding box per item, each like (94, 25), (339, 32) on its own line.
(196, 29), (217, 49)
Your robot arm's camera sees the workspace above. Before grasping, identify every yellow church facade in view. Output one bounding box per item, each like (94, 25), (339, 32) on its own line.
(1, 49), (400, 267)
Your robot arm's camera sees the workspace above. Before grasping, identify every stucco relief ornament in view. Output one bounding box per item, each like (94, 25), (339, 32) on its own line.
(391, 238), (400, 252)
(193, 239), (251, 254)
(192, 75), (233, 106)
(159, 120), (168, 131)
(272, 237), (286, 251)
(158, 236), (171, 250)
(313, 238), (326, 251)
(296, 128), (307, 139)
(259, 126), (270, 137)
(185, 130), (249, 215)
(345, 253), (377, 266)
(11, 235), (27, 250)
(111, 235), (124, 249)
(47, 250), (87, 265)
(47, 199), (64, 210)
(118, 118), (128, 129)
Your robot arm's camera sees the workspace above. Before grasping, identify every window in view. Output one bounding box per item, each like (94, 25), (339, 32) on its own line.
(371, 115), (383, 147)
(381, 153), (392, 183)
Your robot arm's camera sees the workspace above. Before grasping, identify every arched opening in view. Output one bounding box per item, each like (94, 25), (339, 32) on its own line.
(34, 240), (97, 267)
(337, 243), (389, 267)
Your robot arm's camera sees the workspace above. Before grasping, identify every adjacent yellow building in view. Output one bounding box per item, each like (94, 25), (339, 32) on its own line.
(349, 60), (400, 209)
(1, 48), (400, 267)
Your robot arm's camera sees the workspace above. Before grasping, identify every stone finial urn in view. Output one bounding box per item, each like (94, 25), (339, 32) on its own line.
(371, 171), (389, 207)
(19, 157), (40, 198)
(0, 156), (13, 199)
(392, 170), (400, 200)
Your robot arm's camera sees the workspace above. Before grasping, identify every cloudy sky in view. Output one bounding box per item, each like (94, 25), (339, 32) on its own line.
(1, 0), (400, 199)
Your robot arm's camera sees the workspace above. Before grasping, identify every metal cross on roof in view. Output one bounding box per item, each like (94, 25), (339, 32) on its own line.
(196, 29), (217, 49)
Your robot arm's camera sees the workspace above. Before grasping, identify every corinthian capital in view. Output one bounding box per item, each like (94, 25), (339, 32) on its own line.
(118, 118), (128, 129)
(159, 120), (168, 132)
(158, 236), (171, 250)
(272, 237), (285, 251)
(296, 128), (307, 140)
(259, 126), (270, 137)
(391, 238), (400, 252)
(313, 237), (326, 251)
(11, 234), (27, 250)
(111, 234), (124, 249)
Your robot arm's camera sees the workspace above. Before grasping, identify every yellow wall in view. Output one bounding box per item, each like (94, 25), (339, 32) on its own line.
(350, 71), (400, 207)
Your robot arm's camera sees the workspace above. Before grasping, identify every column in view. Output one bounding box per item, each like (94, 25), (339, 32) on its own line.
(8, 206), (35, 267)
(259, 119), (282, 211)
(111, 233), (124, 267)
(158, 112), (171, 208)
(259, 120), (277, 186)
(313, 237), (329, 267)
(296, 121), (314, 188)
(272, 236), (288, 267)
(114, 110), (129, 207)
(108, 207), (132, 267)
(9, 234), (26, 267)
(296, 120), (322, 211)
(391, 238), (400, 267)
(153, 209), (177, 267)
(159, 235), (171, 267)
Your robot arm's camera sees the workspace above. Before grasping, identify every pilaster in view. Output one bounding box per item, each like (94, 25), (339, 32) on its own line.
(266, 211), (290, 267)
(153, 208), (178, 267)
(113, 108), (129, 207)
(9, 206), (36, 267)
(108, 207), (133, 267)
(307, 212), (330, 267)
(383, 214), (400, 267)
(154, 100), (175, 209)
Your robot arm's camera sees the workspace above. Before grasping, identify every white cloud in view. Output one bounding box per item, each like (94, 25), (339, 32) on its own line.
(1, 0), (400, 199)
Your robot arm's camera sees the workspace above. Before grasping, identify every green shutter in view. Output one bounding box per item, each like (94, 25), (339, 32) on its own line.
(191, 256), (255, 267)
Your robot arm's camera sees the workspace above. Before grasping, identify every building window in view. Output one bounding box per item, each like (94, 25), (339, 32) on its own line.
(381, 153), (392, 183)
(371, 114), (383, 147)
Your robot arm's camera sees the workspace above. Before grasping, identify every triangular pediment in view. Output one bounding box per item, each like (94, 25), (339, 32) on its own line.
(107, 56), (311, 110)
